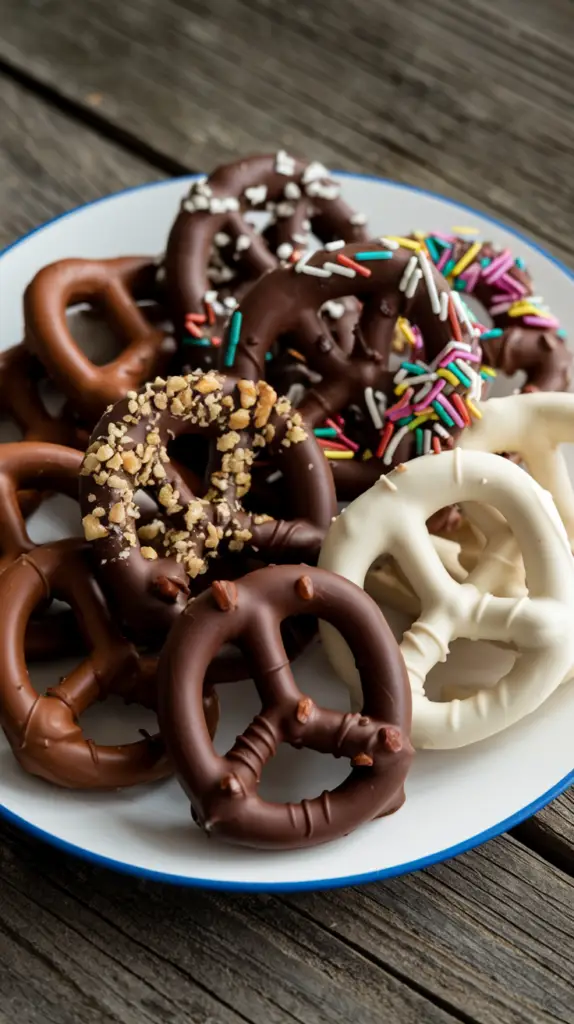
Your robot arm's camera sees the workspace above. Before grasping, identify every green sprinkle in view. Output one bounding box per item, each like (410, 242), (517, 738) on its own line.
(479, 328), (503, 341)
(447, 361), (471, 387)
(443, 259), (456, 277)
(224, 310), (243, 368)
(454, 278), (466, 291)
(183, 335), (212, 347)
(415, 428), (424, 456)
(314, 427), (338, 439)
(396, 416), (414, 427)
(354, 251), (393, 261)
(265, 352), (273, 361)
(432, 401), (455, 428)
(557, 329), (567, 339)
(515, 257), (526, 270)
(425, 237), (440, 263)
(480, 257), (491, 268)
(399, 362), (427, 375)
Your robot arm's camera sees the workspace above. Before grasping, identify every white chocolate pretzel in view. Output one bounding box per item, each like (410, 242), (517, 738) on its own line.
(459, 392), (574, 546)
(319, 449), (574, 749)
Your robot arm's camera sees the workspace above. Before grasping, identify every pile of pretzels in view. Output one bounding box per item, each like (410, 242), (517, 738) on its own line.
(1, 151), (573, 851)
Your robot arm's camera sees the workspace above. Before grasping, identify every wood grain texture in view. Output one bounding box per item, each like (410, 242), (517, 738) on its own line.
(0, 0), (572, 261)
(0, 819), (572, 1024)
(0, 73), (162, 248)
(514, 789), (574, 875)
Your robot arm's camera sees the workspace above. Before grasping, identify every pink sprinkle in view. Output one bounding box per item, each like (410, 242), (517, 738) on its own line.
(388, 404), (414, 422)
(334, 414), (345, 426)
(411, 325), (424, 350)
(523, 315), (560, 329)
(437, 393), (465, 428)
(436, 246), (452, 273)
(431, 232), (456, 242)
(489, 301), (513, 317)
(337, 432), (359, 452)
(438, 349), (480, 367)
(482, 251), (514, 283)
(414, 379), (445, 412)
(497, 273), (529, 298)
(460, 263), (481, 291)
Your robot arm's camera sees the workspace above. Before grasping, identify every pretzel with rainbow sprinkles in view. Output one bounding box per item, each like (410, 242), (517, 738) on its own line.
(319, 448), (574, 749)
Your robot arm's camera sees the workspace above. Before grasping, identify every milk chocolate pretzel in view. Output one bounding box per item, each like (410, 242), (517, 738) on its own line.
(0, 539), (219, 789)
(158, 565), (413, 849)
(0, 441), (87, 659)
(164, 152), (369, 365)
(79, 370), (336, 646)
(413, 233), (572, 392)
(227, 237), (476, 495)
(24, 257), (177, 423)
(0, 344), (88, 451)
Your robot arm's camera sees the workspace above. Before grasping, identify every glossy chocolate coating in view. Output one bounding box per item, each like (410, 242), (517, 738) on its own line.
(0, 540), (218, 789)
(79, 372), (336, 649)
(430, 237), (572, 392)
(24, 257), (177, 422)
(158, 565), (413, 850)
(165, 153), (369, 365)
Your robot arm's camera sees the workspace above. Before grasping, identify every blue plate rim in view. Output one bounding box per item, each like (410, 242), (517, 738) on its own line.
(0, 171), (572, 891)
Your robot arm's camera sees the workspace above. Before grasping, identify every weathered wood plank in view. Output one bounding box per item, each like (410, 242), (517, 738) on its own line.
(0, 819), (572, 1024)
(513, 789), (574, 875)
(0, 0), (572, 260)
(0, 821), (458, 1024)
(0, 73), (162, 249)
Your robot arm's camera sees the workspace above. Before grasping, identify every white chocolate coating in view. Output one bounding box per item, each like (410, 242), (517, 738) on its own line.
(319, 450), (574, 749)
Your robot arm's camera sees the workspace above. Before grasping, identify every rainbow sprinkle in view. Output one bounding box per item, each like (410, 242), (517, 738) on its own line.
(376, 340), (484, 467)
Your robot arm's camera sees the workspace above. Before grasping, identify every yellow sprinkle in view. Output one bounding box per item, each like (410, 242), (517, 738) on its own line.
(394, 381), (411, 396)
(408, 412), (438, 431)
(386, 236), (422, 252)
(398, 317), (415, 345)
(452, 225), (480, 235)
(450, 242), (482, 279)
(480, 365), (497, 377)
(362, 449), (373, 461)
(466, 398), (482, 420)
(437, 368), (461, 388)
(508, 302), (542, 318)
(324, 450), (355, 460)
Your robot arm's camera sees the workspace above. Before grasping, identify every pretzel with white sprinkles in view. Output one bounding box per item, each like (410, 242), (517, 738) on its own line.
(319, 449), (574, 749)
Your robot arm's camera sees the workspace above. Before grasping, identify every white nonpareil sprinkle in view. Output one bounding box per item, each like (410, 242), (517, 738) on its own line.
(439, 291), (450, 321)
(301, 263), (332, 278)
(399, 255), (418, 292)
(305, 181), (340, 200)
(350, 212), (367, 226)
(324, 239), (346, 251)
(275, 201), (296, 218)
(379, 236), (399, 250)
(284, 181), (301, 200)
(276, 242), (294, 260)
(417, 250), (441, 315)
(405, 267), (423, 299)
(292, 233), (309, 245)
(214, 232), (231, 247)
(323, 261), (356, 278)
(244, 184), (268, 205)
(235, 234), (252, 252)
(294, 251), (313, 273)
(204, 290), (218, 305)
(302, 218), (312, 231)
(223, 296), (238, 310)
(364, 386), (383, 429)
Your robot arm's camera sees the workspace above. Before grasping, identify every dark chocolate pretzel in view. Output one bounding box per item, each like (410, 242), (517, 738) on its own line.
(227, 238), (475, 500)
(158, 565), (413, 850)
(0, 539), (217, 789)
(412, 233), (572, 393)
(79, 370), (336, 647)
(24, 257), (177, 422)
(164, 153), (368, 366)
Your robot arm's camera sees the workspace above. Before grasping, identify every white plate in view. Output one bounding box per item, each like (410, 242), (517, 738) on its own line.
(0, 174), (572, 891)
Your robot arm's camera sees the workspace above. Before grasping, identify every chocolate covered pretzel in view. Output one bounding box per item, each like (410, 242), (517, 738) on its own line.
(226, 237), (480, 497)
(24, 257), (177, 422)
(164, 153), (368, 367)
(158, 565), (413, 849)
(413, 232), (572, 392)
(79, 370), (336, 646)
(0, 539), (218, 788)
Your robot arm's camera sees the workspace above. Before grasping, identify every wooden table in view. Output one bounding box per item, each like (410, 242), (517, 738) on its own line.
(0, 2), (572, 1021)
